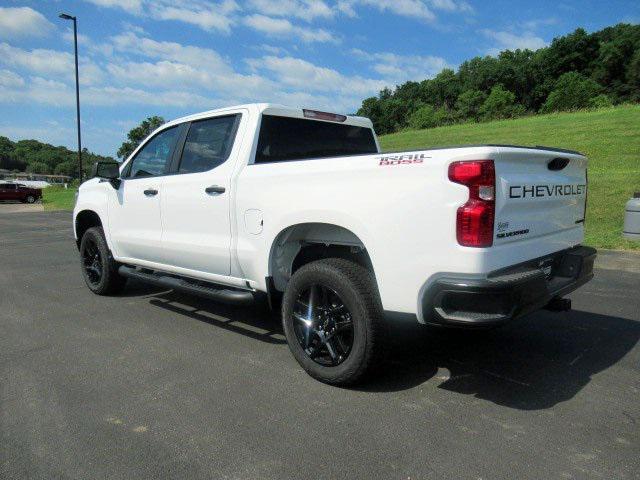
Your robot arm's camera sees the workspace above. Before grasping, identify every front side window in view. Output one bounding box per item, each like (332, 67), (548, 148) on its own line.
(126, 126), (180, 178)
(255, 115), (378, 163)
(178, 115), (239, 174)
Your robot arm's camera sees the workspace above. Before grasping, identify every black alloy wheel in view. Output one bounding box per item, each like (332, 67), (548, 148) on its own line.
(282, 258), (386, 386)
(82, 236), (103, 287)
(292, 284), (354, 366)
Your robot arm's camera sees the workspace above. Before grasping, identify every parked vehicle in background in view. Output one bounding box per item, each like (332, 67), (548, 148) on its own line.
(0, 182), (42, 203)
(73, 103), (596, 386)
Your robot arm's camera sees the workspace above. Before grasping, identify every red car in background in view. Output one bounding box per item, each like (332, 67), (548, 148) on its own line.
(0, 182), (42, 203)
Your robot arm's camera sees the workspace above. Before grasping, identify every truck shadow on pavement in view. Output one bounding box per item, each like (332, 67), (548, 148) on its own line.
(146, 288), (286, 345)
(139, 284), (639, 410)
(361, 310), (640, 409)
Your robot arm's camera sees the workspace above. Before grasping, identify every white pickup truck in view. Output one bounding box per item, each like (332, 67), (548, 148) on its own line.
(74, 103), (596, 385)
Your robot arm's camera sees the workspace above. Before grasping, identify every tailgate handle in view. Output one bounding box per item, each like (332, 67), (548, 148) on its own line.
(548, 158), (570, 171)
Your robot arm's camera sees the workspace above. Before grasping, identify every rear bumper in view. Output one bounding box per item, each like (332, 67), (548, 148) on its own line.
(421, 246), (596, 328)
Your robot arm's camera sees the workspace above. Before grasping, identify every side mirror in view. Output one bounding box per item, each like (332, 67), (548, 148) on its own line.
(91, 161), (121, 189)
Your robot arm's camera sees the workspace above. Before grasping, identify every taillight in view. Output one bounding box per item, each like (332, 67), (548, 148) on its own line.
(448, 160), (495, 247)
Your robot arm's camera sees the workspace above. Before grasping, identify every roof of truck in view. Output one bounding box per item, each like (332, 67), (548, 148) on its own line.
(164, 103), (374, 129)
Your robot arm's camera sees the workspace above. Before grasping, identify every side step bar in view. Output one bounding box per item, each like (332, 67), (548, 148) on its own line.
(118, 266), (255, 305)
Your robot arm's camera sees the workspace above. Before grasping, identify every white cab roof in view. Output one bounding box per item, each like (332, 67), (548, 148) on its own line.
(164, 103), (373, 129)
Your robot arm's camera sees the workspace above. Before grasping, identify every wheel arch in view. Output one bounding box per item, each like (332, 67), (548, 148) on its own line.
(74, 209), (103, 249)
(267, 222), (377, 293)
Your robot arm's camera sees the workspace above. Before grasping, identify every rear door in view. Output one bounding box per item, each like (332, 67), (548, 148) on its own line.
(494, 148), (587, 246)
(108, 125), (183, 262)
(159, 113), (243, 275)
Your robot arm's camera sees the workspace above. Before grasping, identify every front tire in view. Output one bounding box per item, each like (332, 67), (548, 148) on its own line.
(26, 195), (35, 204)
(79, 227), (127, 295)
(282, 258), (385, 386)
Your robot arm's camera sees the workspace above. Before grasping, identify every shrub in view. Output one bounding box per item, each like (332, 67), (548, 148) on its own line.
(541, 72), (602, 113)
(455, 89), (487, 121)
(588, 94), (613, 109)
(408, 105), (450, 130)
(478, 85), (525, 120)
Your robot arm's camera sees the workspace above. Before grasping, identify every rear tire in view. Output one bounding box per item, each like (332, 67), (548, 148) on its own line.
(26, 195), (35, 204)
(282, 258), (386, 386)
(79, 227), (127, 295)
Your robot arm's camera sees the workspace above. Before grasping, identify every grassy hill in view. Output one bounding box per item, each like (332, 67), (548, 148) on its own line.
(380, 105), (640, 251)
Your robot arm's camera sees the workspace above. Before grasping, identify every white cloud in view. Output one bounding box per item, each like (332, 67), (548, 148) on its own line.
(336, 1), (357, 17)
(110, 32), (231, 71)
(427, 0), (473, 13)
(0, 75), (220, 109)
(0, 69), (25, 88)
(337, 0), (473, 22)
(340, 0), (436, 22)
(82, 0), (143, 14)
(351, 49), (450, 83)
(107, 32), (274, 98)
(83, 0), (238, 33)
(0, 7), (54, 39)
(0, 43), (72, 77)
(153, 3), (237, 33)
(247, 0), (334, 21)
(0, 43), (104, 86)
(247, 55), (386, 98)
(481, 30), (547, 54)
(254, 44), (291, 55)
(243, 14), (337, 43)
(520, 17), (559, 30)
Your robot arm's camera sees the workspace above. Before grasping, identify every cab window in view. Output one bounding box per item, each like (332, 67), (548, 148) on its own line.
(255, 115), (377, 163)
(125, 126), (180, 178)
(177, 115), (239, 174)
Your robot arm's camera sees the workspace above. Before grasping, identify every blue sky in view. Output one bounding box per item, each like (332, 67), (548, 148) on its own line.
(0, 0), (638, 157)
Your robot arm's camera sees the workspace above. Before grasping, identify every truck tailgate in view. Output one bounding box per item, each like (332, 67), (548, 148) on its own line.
(494, 148), (587, 246)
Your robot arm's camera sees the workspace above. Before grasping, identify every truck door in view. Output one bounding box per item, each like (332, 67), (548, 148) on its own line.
(159, 113), (244, 276)
(107, 125), (182, 263)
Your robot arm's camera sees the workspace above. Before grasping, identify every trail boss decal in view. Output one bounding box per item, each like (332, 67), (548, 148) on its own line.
(509, 184), (586, 199)
(377, 153), (430, 166)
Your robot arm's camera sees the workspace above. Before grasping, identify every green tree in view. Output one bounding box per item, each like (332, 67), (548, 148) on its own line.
(420, 69), (461, 109)
(627, 49), (640, 100)
(117, 116), (165, 160)
(54, 161), (75, 176)
(478, 85), (525, 120)
(541, 72), (602, 113)
(408, 105), (450, 130)
(357, 23), (640, 135)
(26, 161), (50, 174)
(455, 90), (487, 121)
(0, 136), (16, 170)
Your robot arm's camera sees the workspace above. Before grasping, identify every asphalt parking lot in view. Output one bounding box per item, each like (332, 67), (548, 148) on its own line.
(0, 201), (43, 214)
(1, 211), (639, 480)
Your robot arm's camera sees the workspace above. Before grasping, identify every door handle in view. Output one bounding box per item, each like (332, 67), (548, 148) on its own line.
(144, 189), (158, 196)
(205, 185), (226, 194)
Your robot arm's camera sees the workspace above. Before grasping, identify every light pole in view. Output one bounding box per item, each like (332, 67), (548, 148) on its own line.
(59, 13), (83, 182)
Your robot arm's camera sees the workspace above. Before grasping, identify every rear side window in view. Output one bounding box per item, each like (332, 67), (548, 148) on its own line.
(126, 126), (180, 178)
(255, 115), (377, 164)
(178, 115), (239, 174)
